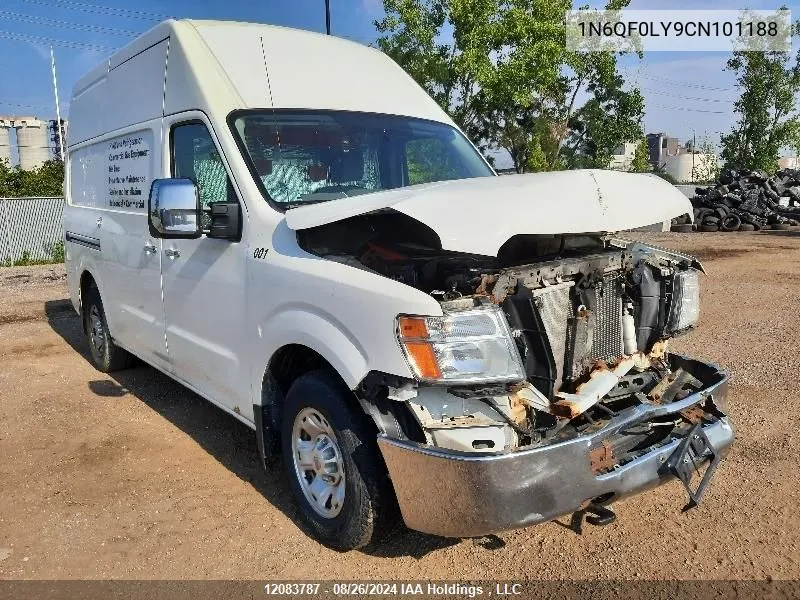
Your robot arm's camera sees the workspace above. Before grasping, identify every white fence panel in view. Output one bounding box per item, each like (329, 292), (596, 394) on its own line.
(0, 197), (65, 264)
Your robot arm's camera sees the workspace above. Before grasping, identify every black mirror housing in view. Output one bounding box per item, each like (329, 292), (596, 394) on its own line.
(208, 202), (241, 241)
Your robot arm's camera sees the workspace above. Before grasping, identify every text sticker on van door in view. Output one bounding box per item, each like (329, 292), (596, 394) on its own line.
(106, 131), (153, 212)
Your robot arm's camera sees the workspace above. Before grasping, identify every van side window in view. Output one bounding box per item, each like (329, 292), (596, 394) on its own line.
(171, 122), (237, 228)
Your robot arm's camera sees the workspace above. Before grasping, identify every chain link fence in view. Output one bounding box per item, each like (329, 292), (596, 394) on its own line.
(0, 197), (66, 265)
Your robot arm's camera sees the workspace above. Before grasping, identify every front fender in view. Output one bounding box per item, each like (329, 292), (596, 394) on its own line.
(253, 304), (376, 394)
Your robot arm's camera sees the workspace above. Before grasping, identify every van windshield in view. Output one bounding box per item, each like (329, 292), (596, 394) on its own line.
(230, 110), (494, 207)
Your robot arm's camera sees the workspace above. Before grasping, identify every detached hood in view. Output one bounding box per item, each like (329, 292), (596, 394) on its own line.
(285, 169), (691, 256)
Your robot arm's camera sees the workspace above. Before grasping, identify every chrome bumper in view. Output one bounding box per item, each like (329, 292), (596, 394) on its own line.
(378, 357), (733, 538)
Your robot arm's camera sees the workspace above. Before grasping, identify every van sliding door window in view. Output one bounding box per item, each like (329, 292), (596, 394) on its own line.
(171, 122), (237, 229)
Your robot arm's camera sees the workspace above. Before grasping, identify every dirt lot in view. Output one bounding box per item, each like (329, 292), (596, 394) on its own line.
(0, 231), (798, 582)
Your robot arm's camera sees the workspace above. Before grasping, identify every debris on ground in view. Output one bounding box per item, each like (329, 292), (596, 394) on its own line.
(671, 168), (800, 232)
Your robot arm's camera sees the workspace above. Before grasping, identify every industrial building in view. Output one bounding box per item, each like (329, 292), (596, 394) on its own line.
(0, 116), (67, 170)
(609, 141), (638, 171)
(644, 132), (717, 183)
(646, 132), (683, 169)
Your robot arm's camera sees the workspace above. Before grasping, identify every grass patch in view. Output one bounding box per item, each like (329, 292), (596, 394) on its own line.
(1, 241), (65, 267)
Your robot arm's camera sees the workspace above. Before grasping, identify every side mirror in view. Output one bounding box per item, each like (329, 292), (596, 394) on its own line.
(148, 178), (201, 239)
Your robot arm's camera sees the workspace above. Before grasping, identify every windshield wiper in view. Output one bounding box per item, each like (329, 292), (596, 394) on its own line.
(282, 198), (334, 209)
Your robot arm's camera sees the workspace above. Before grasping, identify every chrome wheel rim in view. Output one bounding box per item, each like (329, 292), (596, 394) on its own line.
(88, 305), (106, 357)
(291, 407), (345, 519)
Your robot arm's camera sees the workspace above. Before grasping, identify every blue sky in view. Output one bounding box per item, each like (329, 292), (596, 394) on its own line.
(0, 0), (796, 165)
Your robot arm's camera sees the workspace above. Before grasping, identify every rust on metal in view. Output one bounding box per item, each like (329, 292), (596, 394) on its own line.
(649, 339), (669, 360)
(589, 441), (615, 473)
(475, 273), (499, 296)
(680, 405), (706, 424)
(550, 402), (579, 419)
(553, 354), (640, 419)
(647, 369), (681, 404)
(508, 391), (528, 425)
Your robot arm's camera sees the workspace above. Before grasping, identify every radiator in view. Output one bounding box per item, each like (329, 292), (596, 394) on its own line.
(531, 273), (624, 391)
(591, 272), (624, 362)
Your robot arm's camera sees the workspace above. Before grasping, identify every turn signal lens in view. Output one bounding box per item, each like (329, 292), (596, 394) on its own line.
(398, 316), (429, 340)
(404, 342), (442, 380)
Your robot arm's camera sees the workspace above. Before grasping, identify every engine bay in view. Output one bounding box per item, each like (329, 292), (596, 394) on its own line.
(299, 209), (716, 456)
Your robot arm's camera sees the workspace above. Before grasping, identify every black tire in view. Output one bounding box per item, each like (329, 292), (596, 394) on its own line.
(700, 225), (719, 232)
(696, 208), (714, 222)
(83, 285), (135, 372)
(771, 223), (793, 230)
(739, 223), (756, 231)
(720, 214), (741, 232)
(671, 224), (694, 233)
(281, 370), (395, 551)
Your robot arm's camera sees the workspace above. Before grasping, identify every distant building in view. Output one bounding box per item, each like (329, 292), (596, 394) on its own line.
(0, 116), (68, 169)
(609, 142), (638, 171)
(645, 132), (717, 182)
(0, 117), (12, 166)
(646, 132), (685, 170)
(49, 119), (68, 162)
(778, 156), (800, 170)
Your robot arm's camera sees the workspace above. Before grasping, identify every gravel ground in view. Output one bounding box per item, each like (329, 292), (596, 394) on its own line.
(0, 231), (798, 582)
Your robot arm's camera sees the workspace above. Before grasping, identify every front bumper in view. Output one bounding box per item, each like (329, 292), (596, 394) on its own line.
(377, 356), (733, 538)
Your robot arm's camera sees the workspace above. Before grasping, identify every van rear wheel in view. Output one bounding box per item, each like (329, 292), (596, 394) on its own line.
(281, 370), (395, 550)
(83, 286), (134, 372)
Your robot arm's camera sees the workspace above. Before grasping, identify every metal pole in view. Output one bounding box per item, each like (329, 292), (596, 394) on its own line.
(50, 47), (65, 163)
(325, 0), (331, 35)
(691, 128), (696, 182)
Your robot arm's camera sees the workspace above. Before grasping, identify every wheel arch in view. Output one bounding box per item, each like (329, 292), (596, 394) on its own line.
(78, 268), (101, 333)
(255, 343), (360, 465)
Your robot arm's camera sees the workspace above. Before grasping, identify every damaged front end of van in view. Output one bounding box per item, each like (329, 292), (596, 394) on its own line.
(287, 169), (733, 538)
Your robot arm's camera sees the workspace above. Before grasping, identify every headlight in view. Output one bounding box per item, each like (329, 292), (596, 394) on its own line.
(667, 269), (700, 333)
(396, 305), (525, 384)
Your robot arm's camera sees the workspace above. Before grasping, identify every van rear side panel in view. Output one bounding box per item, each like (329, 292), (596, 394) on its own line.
(69, 40), (169, 146)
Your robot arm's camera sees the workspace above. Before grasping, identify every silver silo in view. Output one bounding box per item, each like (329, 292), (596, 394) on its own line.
(0, 117), (12, 166)
(15, 117), (52, 170)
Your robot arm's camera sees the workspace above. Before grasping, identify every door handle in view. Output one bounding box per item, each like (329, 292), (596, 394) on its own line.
(143, 242), (157, 254)
(164, 247), (181, 259)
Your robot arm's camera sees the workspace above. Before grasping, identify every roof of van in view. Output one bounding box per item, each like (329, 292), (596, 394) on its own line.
(70, 19), (453, 136)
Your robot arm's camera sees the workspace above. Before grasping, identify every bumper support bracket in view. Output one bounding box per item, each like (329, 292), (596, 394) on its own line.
(664, 422), (722, 510)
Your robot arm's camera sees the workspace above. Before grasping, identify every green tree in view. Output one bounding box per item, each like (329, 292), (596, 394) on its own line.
(720, 25), (800, 173)
(0, 160), (64, 198)
(559, 69), (645, 169)
(630, 139), (650, 172)
(376, 0), (644, 174)
(375, 0), (567, 137)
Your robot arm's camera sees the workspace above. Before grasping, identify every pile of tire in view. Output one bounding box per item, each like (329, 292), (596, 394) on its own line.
(671, 167), (800, 232)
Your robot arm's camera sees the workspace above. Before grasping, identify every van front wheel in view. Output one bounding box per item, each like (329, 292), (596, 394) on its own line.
(281, 371), (395, 550)
(83, 286), (134, 372)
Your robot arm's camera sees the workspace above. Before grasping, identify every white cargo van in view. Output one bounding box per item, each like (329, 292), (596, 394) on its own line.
(64, 19), (733, 550)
